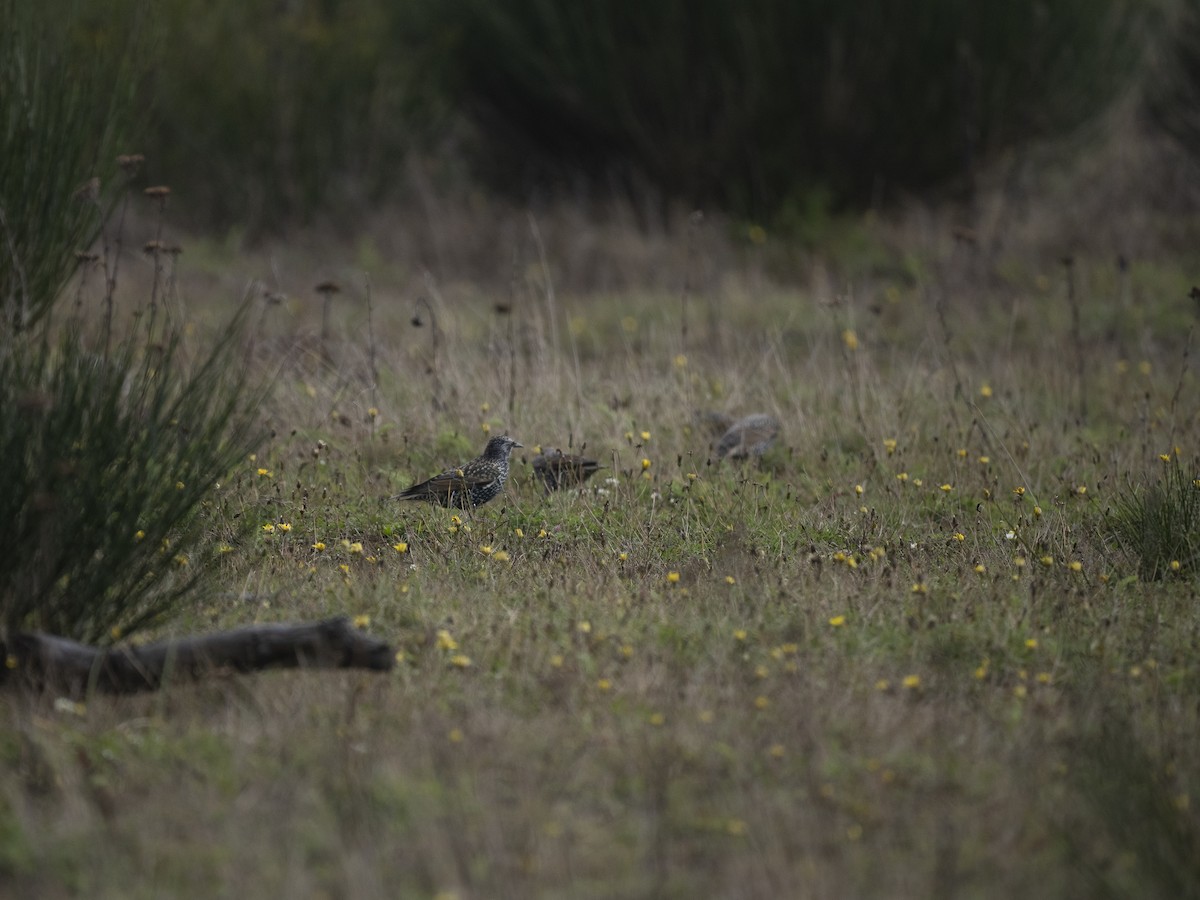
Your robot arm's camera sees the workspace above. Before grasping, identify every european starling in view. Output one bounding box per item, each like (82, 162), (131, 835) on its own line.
(395, 435), (522, 509)
(715, 413), (780, 459)
(531, 449), (604, 492)
(695, 410), (736, 438)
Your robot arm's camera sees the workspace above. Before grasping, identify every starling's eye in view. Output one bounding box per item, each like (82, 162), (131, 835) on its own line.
(411, 316), (423, 327)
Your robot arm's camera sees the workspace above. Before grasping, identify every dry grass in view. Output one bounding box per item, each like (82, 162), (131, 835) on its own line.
(3, 195), (1200, 899)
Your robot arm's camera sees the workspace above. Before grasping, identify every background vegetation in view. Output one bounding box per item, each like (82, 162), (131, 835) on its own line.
(0, 0), (143, 328)
(110, 0), (1160, 231)
(4, 0), (1200, 897)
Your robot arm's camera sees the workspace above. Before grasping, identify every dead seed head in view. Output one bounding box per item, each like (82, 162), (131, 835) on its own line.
(494, 302), (512, 315)
(315, 281), (341, 295)
(73, 177), (101, 203)
(116, 153), (145, 173)
(74, 250), (101, 264)
(144, 185), (171, 199)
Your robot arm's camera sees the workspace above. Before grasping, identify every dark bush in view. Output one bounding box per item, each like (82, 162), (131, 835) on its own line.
(438, 0), (1150, 222)
(1109, 456), (1200, 581)
(27, 0), (1151, 232)
(1147, 0), (1200, 171)
(145, 0), (454, 230)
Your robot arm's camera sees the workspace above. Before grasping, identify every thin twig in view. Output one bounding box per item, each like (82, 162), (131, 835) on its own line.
(364, 272), (379, 411)
(529, 213), (580, 413)
(931, 285), (964, 431)
(146, 192), (169, 333)
(0, 205), (28, 332)
(507, 246), (519, 417)
(414, 292), (441, 412)
(102, 192), (131, 359)
(1062, 256), (1086, 421)
(1167, 325), (1194, 451)
(680, 210), (703, 356)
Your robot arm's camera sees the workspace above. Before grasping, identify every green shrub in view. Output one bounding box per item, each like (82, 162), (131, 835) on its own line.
(1109, 456), (1200, 581)
(0, 317), (261, 644)
(438, 0), (1150, 221)
(0, 0), (145, 331)
(1, 0), (262, 644)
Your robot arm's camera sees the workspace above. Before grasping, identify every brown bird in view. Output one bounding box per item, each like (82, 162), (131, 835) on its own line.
(715, 413), (780, 459)
(531, 449), (604, 492)
(394, 435), (522, 508)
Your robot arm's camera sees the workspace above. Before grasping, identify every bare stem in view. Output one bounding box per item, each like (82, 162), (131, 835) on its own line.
(364, 272), (379, 411)
(1063, 256), (1086, 421)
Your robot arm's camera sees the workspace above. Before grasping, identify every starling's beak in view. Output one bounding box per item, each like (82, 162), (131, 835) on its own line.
(511, 439), (524, 448)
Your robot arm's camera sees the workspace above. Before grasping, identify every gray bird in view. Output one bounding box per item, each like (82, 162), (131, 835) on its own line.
(395, 435), (522, 508)
(531, 449), (604, 492)
(715, 413), (780, 459)
(695, 410), (736, 438)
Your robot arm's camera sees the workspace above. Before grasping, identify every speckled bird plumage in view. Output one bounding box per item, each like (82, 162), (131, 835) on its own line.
(395, 435), (522, 508)
(715, 413), (780, 459)
(531, 449), (604, 492)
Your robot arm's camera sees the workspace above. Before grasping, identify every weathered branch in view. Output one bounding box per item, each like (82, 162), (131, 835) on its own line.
(0, 617), (394, 697)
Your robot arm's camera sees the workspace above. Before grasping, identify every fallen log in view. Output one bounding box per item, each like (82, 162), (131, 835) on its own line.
(0, 616), (394, 697)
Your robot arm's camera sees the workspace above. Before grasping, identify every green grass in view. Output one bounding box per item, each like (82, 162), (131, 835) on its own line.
(3, 223), (1200, 899)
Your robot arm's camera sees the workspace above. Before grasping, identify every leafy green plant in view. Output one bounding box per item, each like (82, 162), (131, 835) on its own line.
(0, 0), (145, 331)
(1109, 456), (1200, 580)
(0, 0), (260, 645)
(0, 316), (261, 644)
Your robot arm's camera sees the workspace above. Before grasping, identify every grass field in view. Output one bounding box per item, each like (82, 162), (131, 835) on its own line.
(3, 201), (1200, 899)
